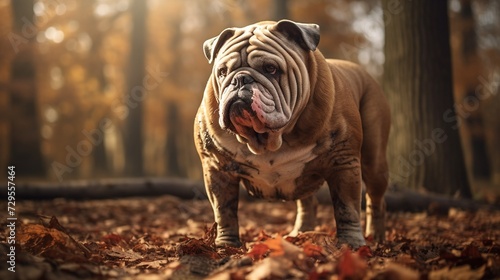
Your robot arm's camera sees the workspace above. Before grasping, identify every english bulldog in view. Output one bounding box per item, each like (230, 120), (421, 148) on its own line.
(194, 20), (390, 248)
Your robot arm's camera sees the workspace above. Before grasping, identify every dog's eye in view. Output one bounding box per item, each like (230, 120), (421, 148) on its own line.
(264, 64), (278, 75)
(217, 67), (228, 78)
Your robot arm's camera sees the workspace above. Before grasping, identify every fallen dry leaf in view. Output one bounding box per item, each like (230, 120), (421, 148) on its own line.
(375, 263), (420, 280)
(337, 247), (368, 280)
(428, 264), (486, 280)
(5, 195), (499, 279)
(263, 235), (285, 257)
(135, 260), (169, 269)
(18, 223), (89, 261)
(101, 233), (127, 247)
(103, 247), (143, 262)
(246, 256), (293, 280)
(302, 241), (324, 258)
(247, 243), (269, 261)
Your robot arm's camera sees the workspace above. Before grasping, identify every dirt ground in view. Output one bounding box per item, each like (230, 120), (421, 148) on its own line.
(1, 194), (499, 279)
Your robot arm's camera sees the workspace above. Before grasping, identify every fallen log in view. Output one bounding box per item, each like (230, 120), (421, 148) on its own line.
(10, 178), (498, 212)
(12, 177), (206, 201)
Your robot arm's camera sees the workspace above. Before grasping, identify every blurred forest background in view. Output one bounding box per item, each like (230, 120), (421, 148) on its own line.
(0, 0), (499, 198)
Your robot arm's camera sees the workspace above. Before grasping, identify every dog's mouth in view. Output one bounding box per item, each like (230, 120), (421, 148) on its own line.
(220, 98), (282, 154)
(226, 99), (269, 146)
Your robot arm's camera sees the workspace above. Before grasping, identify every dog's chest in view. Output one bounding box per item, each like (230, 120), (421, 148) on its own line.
(233, 144), (319, 200)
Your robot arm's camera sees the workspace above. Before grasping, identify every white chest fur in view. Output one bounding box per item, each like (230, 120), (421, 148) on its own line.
(234, 144), (318, 199)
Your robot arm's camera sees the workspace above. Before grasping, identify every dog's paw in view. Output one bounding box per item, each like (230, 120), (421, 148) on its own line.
(337, 232), (366, 249)
(215, 236), (242, 248)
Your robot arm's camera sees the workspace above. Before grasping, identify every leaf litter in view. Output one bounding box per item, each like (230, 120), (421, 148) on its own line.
(0, 195), (498, 279)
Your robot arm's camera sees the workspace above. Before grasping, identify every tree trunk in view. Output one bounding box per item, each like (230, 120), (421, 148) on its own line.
(124, 0), (147, 176)
(83, 0), (111, 176)
(449, 0), (492, 182)
(474, 0), (500, 185)
(273, 0), (288, 21)
(382, 0), (472, 197)
(9, 0), (45, 176)
(165, 102), (183, 177)
(0, 7), (12, 174)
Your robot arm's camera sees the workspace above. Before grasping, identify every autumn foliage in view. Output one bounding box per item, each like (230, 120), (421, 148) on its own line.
(2, 195), (498, 279)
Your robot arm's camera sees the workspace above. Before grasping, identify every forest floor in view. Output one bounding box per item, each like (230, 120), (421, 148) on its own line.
(1, 194), (499, 280)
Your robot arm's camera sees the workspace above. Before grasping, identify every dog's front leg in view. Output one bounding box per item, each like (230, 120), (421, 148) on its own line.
(327, 165), (365, 248)
(202, 161), (241, 247)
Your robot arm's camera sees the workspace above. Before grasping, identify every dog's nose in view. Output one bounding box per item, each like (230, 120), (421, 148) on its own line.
(231, 73), (254, 88)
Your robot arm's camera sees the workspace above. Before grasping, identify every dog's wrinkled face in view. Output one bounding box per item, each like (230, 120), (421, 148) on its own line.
(204, 20), (320, 154)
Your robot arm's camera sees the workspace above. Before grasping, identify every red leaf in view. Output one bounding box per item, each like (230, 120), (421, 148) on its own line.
(338, 248), (355, 279)
(302, 242), (323, 257)
(264, 235), (285, 257)
(247, 243), (270, 261)
(101, 233), (125, 247)
(255, 230), (272, 242)
(461, 244), (481, 258)
(337, 247), (368, 280)
(356, 245), (373, 259)
(439, 249), (458, 261)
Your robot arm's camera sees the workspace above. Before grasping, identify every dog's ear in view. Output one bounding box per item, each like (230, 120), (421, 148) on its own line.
(203, 28), (236, 64)
(272, 19), (320, 51)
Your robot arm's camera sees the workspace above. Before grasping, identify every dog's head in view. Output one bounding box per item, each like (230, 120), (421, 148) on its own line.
(204, 20), (320, 154)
